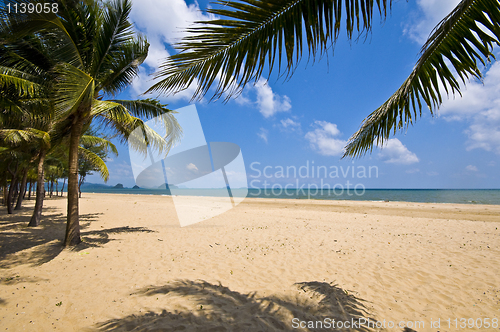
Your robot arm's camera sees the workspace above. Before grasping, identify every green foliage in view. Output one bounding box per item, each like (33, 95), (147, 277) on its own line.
(148, 0), (500, 157)
(147, 0), (390, 101)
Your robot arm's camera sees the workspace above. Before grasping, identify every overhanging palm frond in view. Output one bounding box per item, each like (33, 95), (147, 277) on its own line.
(0, 65), (43, 97)
(53, 62), (95, 120)
(78, 146), (110, 181)
(147, 0), (390, 101)
(0, 0), (84, 68)
(0, 128), (50, 147)
(92, 0), (134, 75)
(80, 135), (118, 156)
(344, 0), (500, 158)
(91, 100), (172, 156)
(96, 37), (149, 95)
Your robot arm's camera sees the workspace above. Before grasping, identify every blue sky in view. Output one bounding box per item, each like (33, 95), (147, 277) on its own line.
(87, 0), (500, 189)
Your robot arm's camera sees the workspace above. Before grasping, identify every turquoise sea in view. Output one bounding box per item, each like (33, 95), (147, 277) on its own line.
(80, 188), (500, 205)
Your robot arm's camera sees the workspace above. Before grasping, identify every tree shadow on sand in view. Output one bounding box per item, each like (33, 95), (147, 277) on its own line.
(77, 226), (156, 250)
(94, 279), (404, 332)
(0, 205), (154, 268)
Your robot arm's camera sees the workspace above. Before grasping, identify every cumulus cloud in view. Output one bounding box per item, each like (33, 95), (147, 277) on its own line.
(404, 0), (461, 44)
(257, 128), (269, 143)
(254, 78), (292, 118)
(465, 165), (478, 172)
(187, 163), (199, 172)
(439, 62), (500, 154)
(129, 0), (214, 101)
(305, 121), (346, 156)
(378, 138), (419, 164)
(278, 118), (301, 132)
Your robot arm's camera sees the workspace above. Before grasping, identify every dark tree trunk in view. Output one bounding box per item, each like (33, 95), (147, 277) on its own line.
(64, 116), (84, 246)
(49, 180), (53, 198)
(61, 178), (66, 197)
(29, 150), (46, 227)
(78, 175), (83, 198)
(2, 181), (7, 206)
(6, 162), (19, 214)
(15, 168), (29, 210)
(55, 181), (59, 197)
(7, 178), (19, 214)
(28, 181), (32, 199)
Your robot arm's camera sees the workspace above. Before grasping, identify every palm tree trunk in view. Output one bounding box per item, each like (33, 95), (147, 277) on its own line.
(2, 180), (7, 206)
(28, 181), (32, 199)
(61, 178), (66, 197)
(15, 168), (29, 210)
(64, 117), (84, 246)
(29, 150), (46, 227)
(7, 178), (19, 214)
(6, 162), (19, 214)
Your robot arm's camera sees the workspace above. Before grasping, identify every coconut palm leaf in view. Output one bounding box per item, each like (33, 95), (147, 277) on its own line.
(52, 62), (95, 120)
(92, 0), (135, 76)
(91, 99), (174, 155)
(78, 146), (110, 181)
(80, 134), (118, 155)
(110, 99), (182, 143)
(0, 128), (50, 147)
(343, 0), (500, 157)
(0, 65), (43, 97)
(147, 0), (390, 101)
(96, 38), (149, 95)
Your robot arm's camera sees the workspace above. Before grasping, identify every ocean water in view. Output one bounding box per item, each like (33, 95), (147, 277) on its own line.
(80, 188), (500, 205)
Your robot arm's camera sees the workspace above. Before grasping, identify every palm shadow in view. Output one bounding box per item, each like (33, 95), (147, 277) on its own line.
(77, 226), (156, 250)
(95, 279), (389, 331)
(1, 205), (153, 267)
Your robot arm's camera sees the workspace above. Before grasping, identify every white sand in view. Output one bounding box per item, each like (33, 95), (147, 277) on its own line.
(1, 194), (499, 331)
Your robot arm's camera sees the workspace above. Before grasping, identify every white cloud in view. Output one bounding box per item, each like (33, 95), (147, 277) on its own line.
(129, 0), (214, 101)
(278, 118), (301, 132)
(254, 78), (292, 118)
(257, 128), (269, 143)
(378, 138), (419, 164)
(404, 0), (461, 44)
(439, 62), (500, 154)
(406, 168), (420, 174)
(186, 163), (199, 172)
(465, 165), (478, 172)
(305, 121), (346, 156)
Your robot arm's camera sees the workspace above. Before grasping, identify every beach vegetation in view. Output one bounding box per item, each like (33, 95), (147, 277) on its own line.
(1, 0), (182, 246)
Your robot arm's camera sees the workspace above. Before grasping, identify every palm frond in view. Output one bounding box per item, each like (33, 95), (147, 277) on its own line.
(343, 0), (500, 158)
(0, 65), (43, 97)
(0, 128), (50, 147)
(147, 0), (390, 101)
(92, 0), (135, 75)
(1, 0), (84, 68)
(91, 99), (171, 156)
(80, 135), (118, 156)
(78, 146), (110, 181)
(53, 62), (95, 120)
(96, 36), (149, 95)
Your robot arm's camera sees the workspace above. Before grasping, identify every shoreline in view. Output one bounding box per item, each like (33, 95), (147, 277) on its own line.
(1, 193), (499, 331)
(76, 188), (500, 206)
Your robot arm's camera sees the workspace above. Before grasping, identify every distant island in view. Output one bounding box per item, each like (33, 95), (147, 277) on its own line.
(113, 183), (124, 189)
(132, 185), (140, 189)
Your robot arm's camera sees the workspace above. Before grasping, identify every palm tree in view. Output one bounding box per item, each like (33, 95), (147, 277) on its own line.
(147, 0), (500, 157)
(1, 0), (182, 246)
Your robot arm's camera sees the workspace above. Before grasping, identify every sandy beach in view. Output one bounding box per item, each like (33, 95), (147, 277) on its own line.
(1, 193), (499, 331)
